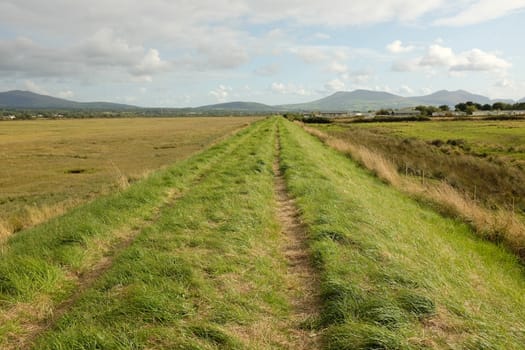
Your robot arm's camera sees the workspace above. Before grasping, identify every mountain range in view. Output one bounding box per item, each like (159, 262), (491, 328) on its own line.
(1, 89), (523, 112)
(0, 90), (136, 110)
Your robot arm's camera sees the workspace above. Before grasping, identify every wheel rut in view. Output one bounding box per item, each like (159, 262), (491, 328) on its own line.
(273, 127), (321, 349)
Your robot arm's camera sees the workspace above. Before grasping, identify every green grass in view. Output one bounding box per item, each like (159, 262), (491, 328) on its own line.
(3, 116), (525, 349)
(0, 119), (270, 346)
(346, 119), (525, 162)
(32, 118), (299, 349)
(278, 118), (525, 348)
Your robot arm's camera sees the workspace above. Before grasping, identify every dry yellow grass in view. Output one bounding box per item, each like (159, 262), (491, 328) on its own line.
(0, 117), (259, 236)
(304, 125), (525, 261)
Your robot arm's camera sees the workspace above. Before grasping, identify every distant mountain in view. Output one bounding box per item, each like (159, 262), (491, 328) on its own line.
(0, 90), (137, 110)
(277, 89), (511, 112)
(519, 97), (525, 103)
(279, 90), (418, 111)
(412, 90), (491, 106)
(195, 101), (276, 112)
(1, 89), (518, 113)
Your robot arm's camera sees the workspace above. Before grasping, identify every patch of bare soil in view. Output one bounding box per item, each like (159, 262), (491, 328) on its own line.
(272, 129), (321, 349)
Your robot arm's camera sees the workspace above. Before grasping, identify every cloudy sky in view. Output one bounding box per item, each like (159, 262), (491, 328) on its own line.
(1, 0), (524, 106)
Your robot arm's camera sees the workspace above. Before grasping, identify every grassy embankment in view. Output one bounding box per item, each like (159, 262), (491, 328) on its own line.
(0, 117), (258, 237)
(12, 118), (311, 349)
(0, 119), (268, 348)
(278, 119), (525, 349)
(318, 120), (525, 211)
(307, 121), (525, 261)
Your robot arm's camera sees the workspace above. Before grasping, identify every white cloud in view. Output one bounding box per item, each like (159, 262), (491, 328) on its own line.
(398, 85), (414, 95)
(324, 78), (345, 92)
(58, 90), (74, 99)
(209, 85), (232, 102)
(342, 69), (374, 84)
(0, 33), (171, 81)
(24, 80), (48, 95)
(386, 40), (415, 53)
(250, 0), (445, 26)
(394, 44), (511, 73)
(271, 82), (311, 96)
(290, 47), (330, 64)
(328, 61), (349, 74)
(420, 44), (456, 67)
(435, 0), (525, 26)
(451, 48), (511, 71)
(132, 49), (169, 77)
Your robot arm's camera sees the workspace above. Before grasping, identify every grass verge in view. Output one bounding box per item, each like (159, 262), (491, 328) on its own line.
(279, 118), (525, 349)
(304, 125), (525, 263)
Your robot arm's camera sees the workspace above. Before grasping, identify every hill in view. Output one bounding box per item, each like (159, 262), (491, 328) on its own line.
(0, 89), (518, 113)
(412, 89), (491, 106)
(0, 90), (137, 110)
(277, 89), (500, 112)
(279, 90), (418, 111)
(195, 101), (276, 112)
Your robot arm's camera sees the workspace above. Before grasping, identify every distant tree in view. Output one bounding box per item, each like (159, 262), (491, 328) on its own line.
(513, 103), (525, 110)
(415, 105), (439, 116)
(455, 102), (467, 112)
(465, 105), (477, 115)
(439, 105), (450, 111)
(376, 109), (392, 116)
(481, 104), (492, 111)
(492, 102), (511, 110)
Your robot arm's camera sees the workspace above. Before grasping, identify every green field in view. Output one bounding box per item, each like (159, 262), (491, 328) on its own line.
(313, 120), (525, 215)
(1, 117), (525, 349)
(0, 117), (258, 235)
(347, 119), (525, 163)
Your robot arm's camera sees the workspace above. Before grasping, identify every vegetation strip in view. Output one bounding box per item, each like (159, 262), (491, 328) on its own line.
(0, 120), (263, 347)
(303, 124), (525, 263)
(273, 127), (321, 349)
(278, 118), (525, 349)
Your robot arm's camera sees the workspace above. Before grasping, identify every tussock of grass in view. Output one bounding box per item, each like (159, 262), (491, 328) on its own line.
(280, 119), (525, 348)
(304, 125), (525, 262)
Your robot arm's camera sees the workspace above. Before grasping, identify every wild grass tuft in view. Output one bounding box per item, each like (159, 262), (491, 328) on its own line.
(325, 323), (403, 350)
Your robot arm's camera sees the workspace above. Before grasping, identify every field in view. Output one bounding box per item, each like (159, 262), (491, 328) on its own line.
(1, 117), (525, 349)
(313, 120), (525, 214)
(0, 117), (257, 236)
(347, 120), (525, 164)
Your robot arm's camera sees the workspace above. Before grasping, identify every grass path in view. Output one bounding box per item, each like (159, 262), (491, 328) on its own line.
(29, 117), (312, 349)
(273, 127), (321, 349)
(3, 117), (525, 349)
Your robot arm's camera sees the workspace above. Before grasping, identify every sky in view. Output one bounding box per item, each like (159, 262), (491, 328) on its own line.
(0, 0), (524, 107)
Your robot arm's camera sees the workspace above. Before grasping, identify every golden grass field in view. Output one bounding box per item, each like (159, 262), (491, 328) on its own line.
(0, 117), (259, 235)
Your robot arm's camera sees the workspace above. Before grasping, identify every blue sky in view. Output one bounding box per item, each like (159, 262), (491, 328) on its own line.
(0, 0), (524, 107)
